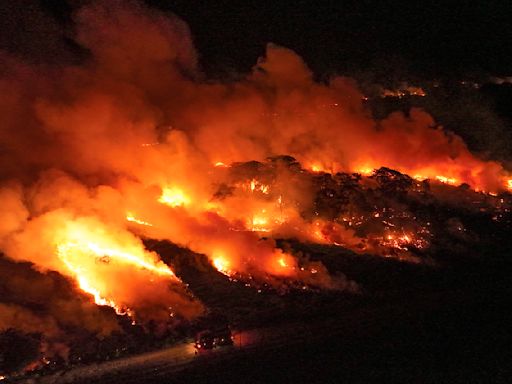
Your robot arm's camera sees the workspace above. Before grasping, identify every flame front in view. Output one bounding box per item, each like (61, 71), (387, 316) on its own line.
(53, 218), (176, 317)
(212, 253), (233, 277)
(126, 212), (153, 227)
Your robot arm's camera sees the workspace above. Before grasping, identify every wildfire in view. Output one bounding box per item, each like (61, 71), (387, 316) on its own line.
(250, 215), (271, 232)
(381, 86), (426, 98)
(236, 179), (271, 194)
(308, 162), (376, 176)
(58, 242), (174, 277)
(59, 250), (131, 316)
(413, 174), (459, 185)
(212, 254), (234, 277)
(310, 164), (324, 173)
(307, 162), (335, 174)
(5, 2), (512, 369)
(357, 167), (374, 176)
(158, 187), (190, 207)
(312, 223), (326, 242)
(126, 212), (153, 227)
(250, 179), (270, 194)
(278, 258), (288, 268)
(55, 220), (175, 315)
(377, 231), (430, 253)
(269, 253), (296, 276)
(435, 175), (458, 185)
(305, 159), (509, 194)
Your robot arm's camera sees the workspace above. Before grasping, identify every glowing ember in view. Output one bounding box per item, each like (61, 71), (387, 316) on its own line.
(278, 258), (288, 268)
(250, 179), (270, 194)
(379, 231), (429, 252)
(435, 175), (458, 185)
(381, 86), (426, 98)
(314, 229), (324, 241)
(269, 253), (296, 276)
(158, 187), (190, 207)
(214, 161), (230, 167)
(236, 179), (271, 194)
(250, 216), (270, 232)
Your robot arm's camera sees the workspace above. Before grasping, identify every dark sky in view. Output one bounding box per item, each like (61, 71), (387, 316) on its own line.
(1, 0), (511, 77)
(151, 0), (512, 77)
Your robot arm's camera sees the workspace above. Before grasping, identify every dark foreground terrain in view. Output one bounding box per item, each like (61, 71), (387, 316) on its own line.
(168, 266), (512, 384)
(27, 241), (512, 384)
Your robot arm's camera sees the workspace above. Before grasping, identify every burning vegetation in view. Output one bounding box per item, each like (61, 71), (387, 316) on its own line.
(1, 0), (512, 378)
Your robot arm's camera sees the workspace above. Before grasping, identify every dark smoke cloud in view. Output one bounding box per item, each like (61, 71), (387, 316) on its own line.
(0, 255), (119, 340)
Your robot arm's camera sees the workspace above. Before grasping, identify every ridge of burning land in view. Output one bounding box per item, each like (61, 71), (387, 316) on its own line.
(1, 1), (512, 380)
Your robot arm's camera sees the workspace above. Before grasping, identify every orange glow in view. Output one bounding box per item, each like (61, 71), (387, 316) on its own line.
(268, 253), (296, 276)
(212, 253), (233, 277)
(435, 175), (458, 185)
(250, 215), (271, 232)
(248, 179), (270, 194)
(306, 162), (334, 173)
(2, 1), (512, 344)
(55, 219), (175, 316)
(357, 167), (374, 176)
(126, 212), (153, 227)
(158, 187), (190, 207)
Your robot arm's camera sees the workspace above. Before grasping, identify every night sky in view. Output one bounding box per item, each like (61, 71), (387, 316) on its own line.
(1, 0), (511, 77)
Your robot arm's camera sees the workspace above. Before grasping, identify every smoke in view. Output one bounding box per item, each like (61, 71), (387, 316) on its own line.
(0, 255), (120, 357)
(0, 0), (510, 359)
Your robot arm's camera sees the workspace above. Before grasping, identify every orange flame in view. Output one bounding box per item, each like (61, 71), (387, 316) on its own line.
(55, 220), (175, 315)
(158, 187), (190, 207)
(212, 253), (234, 277)
(126, 212), (153, 227)
(435, 175), (458, 185)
